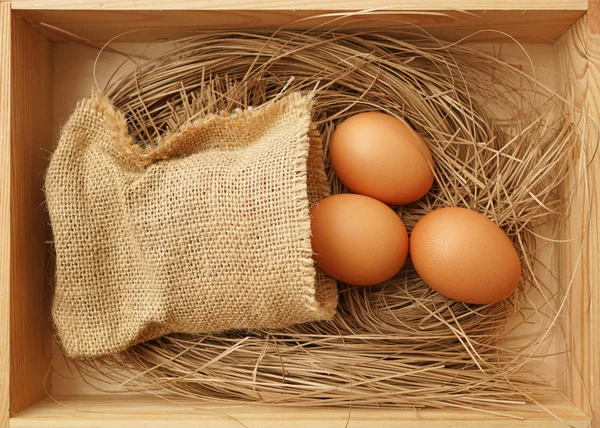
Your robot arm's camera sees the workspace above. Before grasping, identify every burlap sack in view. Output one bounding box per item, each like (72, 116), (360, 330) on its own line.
(46, 91), (338, 358)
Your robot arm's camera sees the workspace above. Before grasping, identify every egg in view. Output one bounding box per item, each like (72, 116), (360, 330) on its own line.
(329, 112), (434, 205)
(310, 194), (408, 286)
(409, 207), (521, 305)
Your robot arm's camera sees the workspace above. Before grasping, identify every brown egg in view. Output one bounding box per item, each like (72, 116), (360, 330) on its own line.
(410, 207), (521, 304)
(329, 112), (434, 205)
(310, 194), (408, 286)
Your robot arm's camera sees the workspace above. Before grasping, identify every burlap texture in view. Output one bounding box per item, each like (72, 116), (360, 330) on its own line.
(46, 91), (338, 358)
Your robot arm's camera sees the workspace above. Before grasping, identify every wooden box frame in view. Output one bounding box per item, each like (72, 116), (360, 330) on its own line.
(0, 0), (598, 426)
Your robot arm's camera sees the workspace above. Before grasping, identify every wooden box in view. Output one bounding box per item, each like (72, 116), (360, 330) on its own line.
(1, 0), (598, 426)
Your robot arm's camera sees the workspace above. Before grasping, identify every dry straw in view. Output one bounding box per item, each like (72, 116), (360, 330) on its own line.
(58, 17), (594, 419)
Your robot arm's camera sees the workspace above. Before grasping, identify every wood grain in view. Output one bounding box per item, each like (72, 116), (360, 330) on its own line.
(589, 0), (600, 34)
(9, 0), (589, 11)
(0, 5), (11, 428)
(9, 14), (54, 415)
(9, 393), (592, 428)
(13, 9), (585, 43)
(554, 13), (600, 426)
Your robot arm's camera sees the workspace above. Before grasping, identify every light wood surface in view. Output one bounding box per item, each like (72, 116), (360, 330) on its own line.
(0, 5), (11, 428)
(554, 13), (600, 427)
(13, 9), (585, 43)
(9, 0), (589, 11)
(9, 393), (592, 428)
(9, 15), (54, 415)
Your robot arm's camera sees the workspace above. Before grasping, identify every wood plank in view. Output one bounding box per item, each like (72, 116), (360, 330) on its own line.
(13, 9), (585, 43)
(8, 394), (591, 428)
(554, 12), (600, 426)
(9, 0), (590, 11)
(9, 14), (54, 415)
(0, 5), (11, 428)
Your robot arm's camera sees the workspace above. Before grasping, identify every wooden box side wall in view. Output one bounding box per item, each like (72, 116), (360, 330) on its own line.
(1, 8), (55, 420)
(555, 11), (600, 425)
(6, 0), (590, 10)
(9, 9), (587, 44)
(1, 4), (11, 428)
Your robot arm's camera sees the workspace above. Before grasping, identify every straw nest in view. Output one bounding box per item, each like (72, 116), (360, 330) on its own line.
(60, 21), (594, 419)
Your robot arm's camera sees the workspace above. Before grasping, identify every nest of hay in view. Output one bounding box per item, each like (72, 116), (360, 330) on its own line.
(58, 22), (593, 417)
